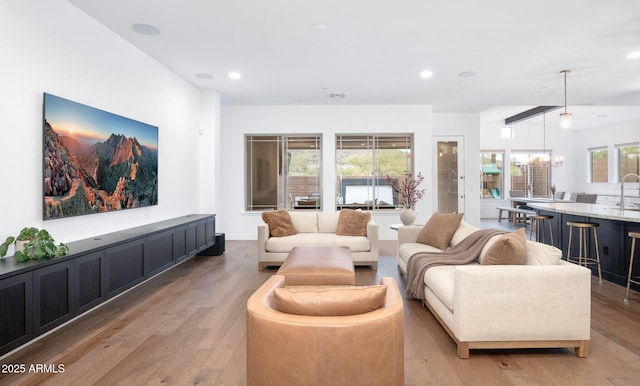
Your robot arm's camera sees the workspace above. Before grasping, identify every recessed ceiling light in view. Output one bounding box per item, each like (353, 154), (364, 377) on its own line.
(195, 73), (213, 79)
(228, 71), (241, 80)
(312, 24), (326, 31)
(457, 71), (476, 78)
(131, 23), (160, 36)
(627, 51), (640, 59)
(420, 70), (433, 79)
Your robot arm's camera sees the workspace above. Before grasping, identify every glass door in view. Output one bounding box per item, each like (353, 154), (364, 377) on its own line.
(434, 137), (465, 213)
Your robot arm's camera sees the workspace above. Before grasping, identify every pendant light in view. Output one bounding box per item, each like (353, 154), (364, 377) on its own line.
(560, 70), (572, 129)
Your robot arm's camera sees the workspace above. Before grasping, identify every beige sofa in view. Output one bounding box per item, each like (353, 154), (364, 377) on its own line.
(258, 211), (379, 270)
(398, 220), (591, 358)
(246, 275), (404, 385)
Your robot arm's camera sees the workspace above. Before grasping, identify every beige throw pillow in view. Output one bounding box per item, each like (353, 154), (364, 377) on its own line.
(261, 209), (298, 237)
(274, 285), (387, 316)
(416, 212), (464, 250)
(480, 228), (527, 265)
(336, 209), (371, 236)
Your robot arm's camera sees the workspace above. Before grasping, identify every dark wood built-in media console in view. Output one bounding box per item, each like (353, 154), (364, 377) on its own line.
(0, 214), (215, 356)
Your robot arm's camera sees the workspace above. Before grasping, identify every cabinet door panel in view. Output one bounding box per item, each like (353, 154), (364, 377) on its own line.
(0, 272), (33, 353)
(147, 230), (174, 276)
(33, 260), (74, 335)
(174, 226), (188, 262)
(106, 239), (145, 297)
(197, 220), (207, 250)
(206, 217), (216, 246)
(186, 223), (198, 256)
(75, 251), (106, 313)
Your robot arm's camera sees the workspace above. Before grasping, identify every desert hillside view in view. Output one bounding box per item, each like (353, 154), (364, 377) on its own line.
(44, 120), (158, 219)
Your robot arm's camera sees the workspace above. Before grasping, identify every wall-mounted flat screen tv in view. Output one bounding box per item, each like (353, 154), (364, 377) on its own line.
(43, 93), (158, 220)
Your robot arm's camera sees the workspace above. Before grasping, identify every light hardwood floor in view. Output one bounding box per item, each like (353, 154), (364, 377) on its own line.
(2, 239), (640, 385)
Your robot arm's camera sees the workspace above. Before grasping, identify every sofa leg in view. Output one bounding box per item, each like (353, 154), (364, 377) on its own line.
(457, 342), (470, 359)
(258, 262), (265, 271)
(576, 340), (589, 357)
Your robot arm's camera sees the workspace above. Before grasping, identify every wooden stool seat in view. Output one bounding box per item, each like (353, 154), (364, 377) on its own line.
(567, 221), (602, 282)
(530, 214), (554, 246)
(625, 231), (640, 302)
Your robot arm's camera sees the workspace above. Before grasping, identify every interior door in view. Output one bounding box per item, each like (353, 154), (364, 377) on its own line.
(434, 137), (465, 214)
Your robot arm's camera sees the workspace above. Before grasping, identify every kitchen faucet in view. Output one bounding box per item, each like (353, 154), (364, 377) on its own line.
(620, 173), (640, 210)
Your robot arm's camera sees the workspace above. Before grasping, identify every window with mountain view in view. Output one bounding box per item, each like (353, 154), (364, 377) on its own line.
(336, 134), (413, 210)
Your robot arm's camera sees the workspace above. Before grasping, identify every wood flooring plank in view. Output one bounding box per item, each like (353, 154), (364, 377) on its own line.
(2, 240), (640, 385)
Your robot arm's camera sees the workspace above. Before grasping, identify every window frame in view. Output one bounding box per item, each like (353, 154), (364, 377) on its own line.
(616, 142), (639, 183)
(245, 134), (322, 212)
(480, 150), (505, 200)
(335, 134), (414, 210)
(588, 146), (608, 183)
(509, 150), (552, 198)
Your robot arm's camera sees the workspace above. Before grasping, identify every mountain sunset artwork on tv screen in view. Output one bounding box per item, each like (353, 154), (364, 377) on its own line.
(43, 93), (158, 220)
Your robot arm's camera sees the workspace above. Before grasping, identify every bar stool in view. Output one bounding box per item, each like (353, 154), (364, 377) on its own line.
(625, 231), (640, 302)
(530, 214), (554, 246)
(566, 221), (602, 282)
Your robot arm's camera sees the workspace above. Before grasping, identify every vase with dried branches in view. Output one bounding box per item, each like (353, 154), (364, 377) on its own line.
(386, 172), (426, 225)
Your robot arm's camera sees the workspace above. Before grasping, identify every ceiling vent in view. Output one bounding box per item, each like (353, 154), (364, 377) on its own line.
(329, 93), (345, 98)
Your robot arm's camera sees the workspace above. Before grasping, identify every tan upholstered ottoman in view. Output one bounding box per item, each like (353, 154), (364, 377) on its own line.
(276, 246), (355, 285)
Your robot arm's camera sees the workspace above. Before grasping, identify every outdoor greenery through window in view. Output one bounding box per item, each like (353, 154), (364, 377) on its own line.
(617, 143), (639, 181)
(336, 134), (413, 210)
(589, 147), (608, 183)
(480, 151), (504, 199)
(510, 151), (552, 198)
(245, 135), (321, 211)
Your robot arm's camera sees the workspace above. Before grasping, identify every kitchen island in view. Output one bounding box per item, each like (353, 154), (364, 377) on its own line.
(529, 202), (640, 289)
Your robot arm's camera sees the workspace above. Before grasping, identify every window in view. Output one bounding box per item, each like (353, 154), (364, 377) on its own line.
(589, 147), (608, 183)
(245, 135), (321, 211)
(480, 151), (504, 199)
(509, 151), (551, 198)
(617, 143), (639, 181)
(336, 134), (413, 210)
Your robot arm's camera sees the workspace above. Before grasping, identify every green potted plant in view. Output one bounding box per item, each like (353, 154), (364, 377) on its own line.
(0, 227), (69, 262)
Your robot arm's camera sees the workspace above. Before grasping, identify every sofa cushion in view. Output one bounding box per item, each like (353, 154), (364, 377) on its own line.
(289, 211), (319, 233)
(398, 243), (442, 269)
(416, 212), (464, 250)
(450, 220), (480, 247)
(525, 240), (562, 265)
(424, 263), (478, 313)
(479, 228), (526, 265)
(318, 212), (340, 233)
(274, 285), (387, 316)
(336, 209), (371, 236)
(262, 209), (298, 237)
(266, 233), (371, 253)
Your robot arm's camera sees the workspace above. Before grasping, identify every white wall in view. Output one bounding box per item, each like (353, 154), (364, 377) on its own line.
(573, 118), (640, 196)
(0, 1), (216, 245)
(220, 105), (433, 240)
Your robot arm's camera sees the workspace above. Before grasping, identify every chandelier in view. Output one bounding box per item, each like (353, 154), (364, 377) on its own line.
(528, 112), (563, 167)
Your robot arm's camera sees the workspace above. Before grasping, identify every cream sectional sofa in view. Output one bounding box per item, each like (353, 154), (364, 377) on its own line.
(398, 220), (591, 358)
(258, 211), (379, 270)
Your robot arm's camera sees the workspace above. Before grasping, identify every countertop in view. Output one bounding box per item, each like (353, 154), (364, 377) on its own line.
(529, 202), (640, 223)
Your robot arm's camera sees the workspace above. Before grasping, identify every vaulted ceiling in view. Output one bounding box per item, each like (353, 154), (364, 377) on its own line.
(69, 0), (640, 127)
